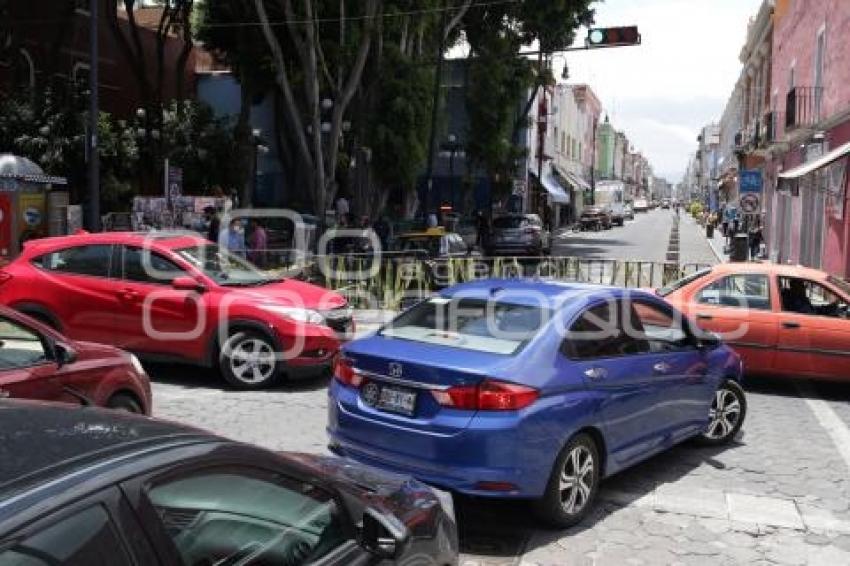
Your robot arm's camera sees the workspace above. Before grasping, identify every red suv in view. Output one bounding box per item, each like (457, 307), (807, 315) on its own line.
(0, 305), (151, 413)
(0, 232), (351, 389)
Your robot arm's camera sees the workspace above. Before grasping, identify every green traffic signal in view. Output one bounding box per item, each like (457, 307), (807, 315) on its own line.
(586, 26), (641, 48)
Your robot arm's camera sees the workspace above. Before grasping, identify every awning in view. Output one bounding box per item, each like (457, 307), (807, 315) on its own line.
(530, 165), (570, 204)
(554, 165), (592, 192)
(779, 140), (850, 179)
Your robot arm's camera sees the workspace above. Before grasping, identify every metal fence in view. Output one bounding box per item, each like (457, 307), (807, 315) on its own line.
(269, 253), (711, 310)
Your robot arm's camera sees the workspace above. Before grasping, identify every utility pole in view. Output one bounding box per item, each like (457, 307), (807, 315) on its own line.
(423, 0), (448, 218)
(87, 0), (100, 231)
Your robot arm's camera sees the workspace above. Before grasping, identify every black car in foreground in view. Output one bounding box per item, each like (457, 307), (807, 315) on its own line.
(0, 401), (458, 565)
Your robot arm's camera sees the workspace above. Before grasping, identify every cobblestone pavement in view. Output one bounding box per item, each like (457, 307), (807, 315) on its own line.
(150, 366), (850, 565)
(148, 223), (850, 565)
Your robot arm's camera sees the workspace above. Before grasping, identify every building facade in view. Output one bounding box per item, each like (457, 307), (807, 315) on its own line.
(764, 0), (850, 276)
(0, 1), (196, 119)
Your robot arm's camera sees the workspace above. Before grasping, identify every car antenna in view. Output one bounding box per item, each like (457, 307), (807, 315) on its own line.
(63, 386), (94, 407)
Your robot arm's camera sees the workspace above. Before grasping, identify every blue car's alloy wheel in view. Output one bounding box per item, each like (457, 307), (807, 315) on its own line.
(534, 433), (600, 528)
(700, 380), (746, 445)
(560, 445), (595, 514)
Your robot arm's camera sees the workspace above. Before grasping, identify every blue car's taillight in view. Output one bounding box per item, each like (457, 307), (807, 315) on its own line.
(431, 379), (538, 411)
(333, 356), (363, 388)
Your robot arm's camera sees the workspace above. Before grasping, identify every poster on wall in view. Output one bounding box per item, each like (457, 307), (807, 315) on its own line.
(0, 194), (12, 257)
(18, 192), (47, 246)
(826, 157), (847, 221)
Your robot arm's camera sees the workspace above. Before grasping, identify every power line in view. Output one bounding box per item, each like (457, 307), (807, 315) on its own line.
(198, 0), (521, 28)
(2, 0), (520, 28)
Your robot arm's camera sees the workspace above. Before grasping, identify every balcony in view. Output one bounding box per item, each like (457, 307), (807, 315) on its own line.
(786, 87), (823, 131)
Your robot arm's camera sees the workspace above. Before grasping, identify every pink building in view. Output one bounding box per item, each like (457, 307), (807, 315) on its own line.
(765, 0), (850, 277)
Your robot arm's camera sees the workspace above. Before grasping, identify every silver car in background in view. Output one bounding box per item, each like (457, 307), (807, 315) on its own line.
(486, 213), (551, 256)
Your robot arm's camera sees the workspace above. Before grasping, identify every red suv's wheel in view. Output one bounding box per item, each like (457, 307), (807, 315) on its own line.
(219, 330), (282, 389)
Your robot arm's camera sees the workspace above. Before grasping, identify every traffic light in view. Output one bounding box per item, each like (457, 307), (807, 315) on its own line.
(586, 26), (641, 48)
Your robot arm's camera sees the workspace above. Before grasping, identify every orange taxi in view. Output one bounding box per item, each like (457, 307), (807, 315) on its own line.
(660, 263), (850, 381)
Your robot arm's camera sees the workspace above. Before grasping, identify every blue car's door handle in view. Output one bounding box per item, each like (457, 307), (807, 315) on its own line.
(653, 362), (671, 374)
(584, 367), (608, 380)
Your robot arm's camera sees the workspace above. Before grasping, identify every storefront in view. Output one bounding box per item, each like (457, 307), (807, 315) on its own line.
(775, 140), (850, 276)
(529, 163), (570, 229)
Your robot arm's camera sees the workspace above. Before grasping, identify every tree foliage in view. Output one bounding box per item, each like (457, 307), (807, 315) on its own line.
(462, 0), (595, 197)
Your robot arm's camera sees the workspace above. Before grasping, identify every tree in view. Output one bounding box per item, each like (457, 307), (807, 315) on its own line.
(197, 1), (276, 206)
(159, 99), (241, 193)
(253, 0), (380, 219)
(104, 0), (195, 189)
(461, 0), (595, 199)
(0, 83), (139, 210)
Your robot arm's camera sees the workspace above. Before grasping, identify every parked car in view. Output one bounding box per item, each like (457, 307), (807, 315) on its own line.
(0, 231), (352, 389)
(328, 279), (745, 527)
(487, 214), (551, 256)
(0, 305), (151, 413)
(0, 401), (458, 565)
(579, 206), (612, 231)
(623, 203), (635, 220)
(660, 263), (850, 381)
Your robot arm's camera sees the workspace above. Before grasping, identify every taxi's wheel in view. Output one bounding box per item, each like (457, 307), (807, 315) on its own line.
(699, 380), (746, 445)
(106, 393), (143, 414)
(219, 330), (282, 390)
(534, 433), (600, 529)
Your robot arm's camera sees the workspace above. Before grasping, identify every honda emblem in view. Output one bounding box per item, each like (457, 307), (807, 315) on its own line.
(389, 362), (403, 378)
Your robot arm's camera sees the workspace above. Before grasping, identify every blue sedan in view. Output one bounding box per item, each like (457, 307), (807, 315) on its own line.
(327, 279), (746, 527)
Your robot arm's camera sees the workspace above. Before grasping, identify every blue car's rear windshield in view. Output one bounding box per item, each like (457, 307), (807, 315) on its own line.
(380, 297), (550, 355)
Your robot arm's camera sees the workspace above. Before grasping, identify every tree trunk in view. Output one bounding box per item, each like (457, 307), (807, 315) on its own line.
(236, 74), (254, 207)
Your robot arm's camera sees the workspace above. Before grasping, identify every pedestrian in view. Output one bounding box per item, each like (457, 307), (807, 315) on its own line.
(220, 218), (246, 257)
(748, 221), (763, 261)
(248, 219), (268, 268)
(204, 206), (221, 243)
(335, 194), (350, 224)
(427, 211), (438, 229)
(475, 210), (489, 250)
(373, 216), (390, 251)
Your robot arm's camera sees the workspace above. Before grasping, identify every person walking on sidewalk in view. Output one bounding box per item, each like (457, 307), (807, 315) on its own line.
(748, 221), (763, 261)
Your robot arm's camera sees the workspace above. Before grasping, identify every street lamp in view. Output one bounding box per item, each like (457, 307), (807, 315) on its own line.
(251, 128), (268, 206)
(442, 134), (462, 210)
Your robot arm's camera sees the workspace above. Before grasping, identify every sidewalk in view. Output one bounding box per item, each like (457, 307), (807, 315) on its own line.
(678, 213), (727, 265)
(706, 225), (731, 263)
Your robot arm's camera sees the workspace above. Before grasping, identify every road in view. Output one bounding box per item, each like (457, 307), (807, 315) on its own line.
(148, 218), (850, 565)
(552, 207), (720, 266)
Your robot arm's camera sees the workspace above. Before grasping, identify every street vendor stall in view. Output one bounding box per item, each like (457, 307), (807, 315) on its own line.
(0, 154), (68, 262)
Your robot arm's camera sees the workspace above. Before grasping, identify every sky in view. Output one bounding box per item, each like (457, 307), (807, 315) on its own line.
(554, 0), (764, 182)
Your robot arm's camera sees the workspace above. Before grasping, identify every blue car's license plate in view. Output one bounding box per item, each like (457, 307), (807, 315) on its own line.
(374, 385), (417, 416)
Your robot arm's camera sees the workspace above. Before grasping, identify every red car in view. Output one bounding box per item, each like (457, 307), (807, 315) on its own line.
(0, 305), (151, 413)
(0, 232), (351, 389)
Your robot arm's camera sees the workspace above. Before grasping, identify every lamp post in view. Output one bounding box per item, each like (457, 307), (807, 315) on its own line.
(86, 0), (100, 232)
(251, 128), (269, 207)
(443, 133), (461, 210)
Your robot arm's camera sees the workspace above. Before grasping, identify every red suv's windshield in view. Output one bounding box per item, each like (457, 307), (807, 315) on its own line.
(175, 244), (276, 287)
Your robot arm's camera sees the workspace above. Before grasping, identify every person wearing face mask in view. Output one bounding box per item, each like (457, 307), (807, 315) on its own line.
(220, 218), (246, 257)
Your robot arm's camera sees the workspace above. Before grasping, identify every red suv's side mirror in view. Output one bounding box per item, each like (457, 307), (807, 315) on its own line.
(172, 276), (206, 293)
